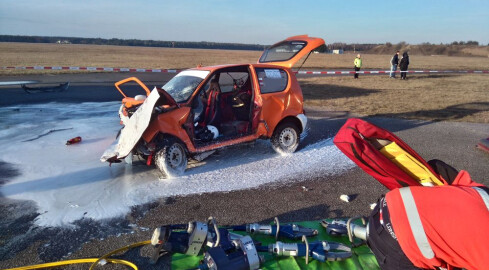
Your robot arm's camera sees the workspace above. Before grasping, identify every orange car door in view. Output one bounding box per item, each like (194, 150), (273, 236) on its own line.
(252, 67), (290, 137)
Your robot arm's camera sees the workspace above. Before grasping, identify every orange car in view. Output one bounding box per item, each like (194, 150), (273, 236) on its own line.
(101, 35), (325, 176)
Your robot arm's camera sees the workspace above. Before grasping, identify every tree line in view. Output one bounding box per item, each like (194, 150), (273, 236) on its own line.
(0, 35), (483, 53)
(0, 35), (267, 51)
(328, 40), (482, 52)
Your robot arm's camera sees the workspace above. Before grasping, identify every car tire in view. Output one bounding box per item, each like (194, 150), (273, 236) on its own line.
(154, 139), (188, 177)
(271, 122), (300, 154)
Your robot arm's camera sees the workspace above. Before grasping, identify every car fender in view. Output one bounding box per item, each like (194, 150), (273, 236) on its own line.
(263, 99), (304, 137)
(273, 115), (306, 135)
(101, 89), (160, 162)
(142, 107), (194, 151)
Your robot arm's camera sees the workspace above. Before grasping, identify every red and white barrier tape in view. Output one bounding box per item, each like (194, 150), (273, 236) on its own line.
(297, 70), (489, 75)
(1, 66), (488, 75)
(0, 66), (181, 73)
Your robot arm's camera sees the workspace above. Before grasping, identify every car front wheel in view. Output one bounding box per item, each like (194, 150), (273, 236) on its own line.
(271, 122), (300, 154)
(155, 139), (188, 177)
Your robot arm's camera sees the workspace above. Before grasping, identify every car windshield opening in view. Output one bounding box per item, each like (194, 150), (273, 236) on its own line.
(162, 70), (209, 103)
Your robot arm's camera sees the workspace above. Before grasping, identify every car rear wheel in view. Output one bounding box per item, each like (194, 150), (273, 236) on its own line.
(271, 122), (300, 154)
(155, 139), (188, 177)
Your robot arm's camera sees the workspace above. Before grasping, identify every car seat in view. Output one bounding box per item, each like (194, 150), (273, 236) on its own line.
(202, 80), (221, 127)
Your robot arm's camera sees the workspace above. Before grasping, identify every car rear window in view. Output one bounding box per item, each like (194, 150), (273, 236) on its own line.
(255, 68), (288, 94)
(259, 41), (307, 63)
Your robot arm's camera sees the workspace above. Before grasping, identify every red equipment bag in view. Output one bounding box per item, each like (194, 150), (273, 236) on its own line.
(333, 118), (447, 190)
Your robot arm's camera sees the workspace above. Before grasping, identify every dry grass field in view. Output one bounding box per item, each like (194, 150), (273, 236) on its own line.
(1, 42), (488, 123)
(0, 42), (261, 73)
(301, 75), (489, 123)
(2, 42), (489, 72)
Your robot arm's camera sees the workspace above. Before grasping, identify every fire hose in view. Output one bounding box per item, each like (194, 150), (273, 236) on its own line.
(5, 240), (150, 270)
(6, 217), (364, 270)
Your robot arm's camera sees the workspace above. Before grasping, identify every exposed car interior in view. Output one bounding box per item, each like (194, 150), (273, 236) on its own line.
(192, 66), (253, 145)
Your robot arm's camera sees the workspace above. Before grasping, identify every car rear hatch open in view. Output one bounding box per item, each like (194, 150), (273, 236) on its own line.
(258, 35), (325, 68)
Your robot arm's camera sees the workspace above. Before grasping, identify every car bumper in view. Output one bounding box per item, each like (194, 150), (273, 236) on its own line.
(297, 113), (307, 132)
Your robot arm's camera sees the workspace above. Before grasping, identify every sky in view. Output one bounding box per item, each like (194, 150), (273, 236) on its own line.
(1, 0), (488, 45)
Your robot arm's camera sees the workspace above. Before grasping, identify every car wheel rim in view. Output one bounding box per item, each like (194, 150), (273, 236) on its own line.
(167, 144), (184, 168)
(279, 128), (296, 149)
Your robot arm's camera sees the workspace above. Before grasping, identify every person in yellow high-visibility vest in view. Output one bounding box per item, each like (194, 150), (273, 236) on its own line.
(353, 54), (362, 79)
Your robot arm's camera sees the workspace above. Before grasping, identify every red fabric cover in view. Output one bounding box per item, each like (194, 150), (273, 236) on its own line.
(333, 118), (446, 190)
(386, 171), (489, 270)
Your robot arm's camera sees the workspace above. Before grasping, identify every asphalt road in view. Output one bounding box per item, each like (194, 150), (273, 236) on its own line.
(0, 73), (174, 106)
(1, 73), (488, 269)
(0, 70), (405, 106)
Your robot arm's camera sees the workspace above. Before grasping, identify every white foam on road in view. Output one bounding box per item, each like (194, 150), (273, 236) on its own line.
(0, 102), (354, 227)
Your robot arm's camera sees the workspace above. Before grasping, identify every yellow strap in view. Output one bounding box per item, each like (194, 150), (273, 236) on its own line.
(380, 142), (444, 186)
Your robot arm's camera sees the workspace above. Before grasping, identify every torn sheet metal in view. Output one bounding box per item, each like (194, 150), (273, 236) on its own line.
(101, 88), (160, 162)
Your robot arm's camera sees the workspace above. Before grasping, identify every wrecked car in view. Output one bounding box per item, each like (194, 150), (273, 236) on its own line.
(101, 35), (325, 176)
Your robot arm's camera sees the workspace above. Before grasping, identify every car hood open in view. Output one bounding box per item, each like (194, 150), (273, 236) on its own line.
(258, 35), (325, 68)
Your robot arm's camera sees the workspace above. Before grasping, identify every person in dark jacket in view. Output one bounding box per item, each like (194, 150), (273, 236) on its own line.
(399, 52), (409, 80)
(390, 51), (400, 78)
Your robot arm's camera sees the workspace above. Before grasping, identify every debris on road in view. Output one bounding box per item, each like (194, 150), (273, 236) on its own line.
(370, 203), (377, 210)
(340, 194), (350, 202)
(477, 137), (489, 154)
(66, 136), (82, 145)
(22, 81), (70, 93)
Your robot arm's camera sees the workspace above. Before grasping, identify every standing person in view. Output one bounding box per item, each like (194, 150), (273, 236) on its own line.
(353, 54), (362, 79)
(390, 51), (400, 78)
(399, 52), (410, 80)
